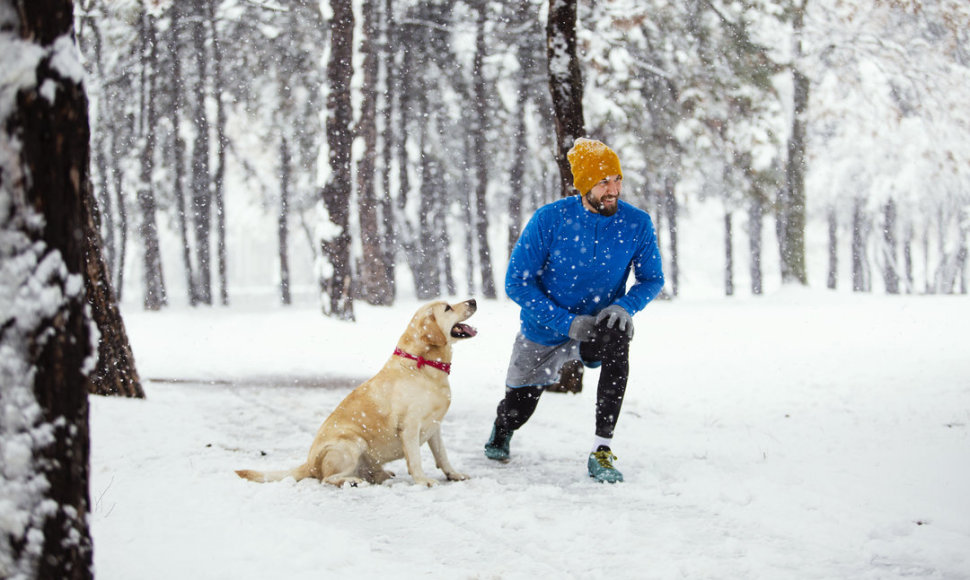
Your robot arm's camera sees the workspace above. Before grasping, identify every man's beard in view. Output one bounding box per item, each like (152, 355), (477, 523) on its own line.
(585, 192), (618, 217)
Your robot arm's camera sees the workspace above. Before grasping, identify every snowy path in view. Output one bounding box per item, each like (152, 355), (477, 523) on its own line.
(90, 293), (970, 579)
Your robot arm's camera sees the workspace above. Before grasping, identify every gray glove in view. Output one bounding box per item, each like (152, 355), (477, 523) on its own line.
(567, 315), (597, 341)
(596, 305), (634, 337)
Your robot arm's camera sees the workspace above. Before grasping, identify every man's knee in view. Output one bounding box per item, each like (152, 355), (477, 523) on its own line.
(590, 319), (631, 352)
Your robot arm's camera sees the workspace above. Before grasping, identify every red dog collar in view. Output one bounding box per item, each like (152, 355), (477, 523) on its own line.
(393, 348), (451, 375)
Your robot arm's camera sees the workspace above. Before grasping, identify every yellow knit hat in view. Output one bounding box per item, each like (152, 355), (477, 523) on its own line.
(567, 138), (622, 194)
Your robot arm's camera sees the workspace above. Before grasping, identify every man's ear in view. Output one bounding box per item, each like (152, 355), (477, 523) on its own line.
(421, 312), (448, 347)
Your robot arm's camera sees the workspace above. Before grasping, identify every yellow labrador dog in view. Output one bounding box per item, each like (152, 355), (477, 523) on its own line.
(236, 299), (477, 487)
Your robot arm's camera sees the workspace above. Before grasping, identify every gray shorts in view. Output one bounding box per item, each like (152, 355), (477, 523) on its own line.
(505, 332), (582, 388)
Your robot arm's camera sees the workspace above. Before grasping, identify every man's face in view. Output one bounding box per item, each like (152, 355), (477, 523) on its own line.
(584, 175), (622, 217)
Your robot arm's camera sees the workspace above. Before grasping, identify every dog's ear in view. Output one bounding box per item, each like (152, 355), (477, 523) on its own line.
(421, 312), (448, 347)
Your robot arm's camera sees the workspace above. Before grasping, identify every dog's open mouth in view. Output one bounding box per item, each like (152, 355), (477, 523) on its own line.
(451, 323), (477, 339)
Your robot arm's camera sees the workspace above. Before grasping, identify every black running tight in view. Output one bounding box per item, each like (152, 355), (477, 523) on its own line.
(494, 319), (631, 439)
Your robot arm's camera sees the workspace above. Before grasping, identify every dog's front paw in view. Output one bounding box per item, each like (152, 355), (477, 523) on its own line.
(413, 476), (438, 487)
(445, 471), (470, 482)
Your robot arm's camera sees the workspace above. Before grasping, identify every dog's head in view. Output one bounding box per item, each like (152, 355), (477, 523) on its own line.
(406, 299), (478, 349)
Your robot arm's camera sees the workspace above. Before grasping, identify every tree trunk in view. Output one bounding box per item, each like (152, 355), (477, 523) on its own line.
(82, 158), (145, 398)
(190, 0), (212, 305)
(852, 197), (870, 292)
(0, 1), (95, 575)
(279, 136), (292, 305)
(378, 0), (397, 301)
(546, 0), (585, 197)
(88, 17), (116, 278)
(882, 198), (900, 294)
(356, 0), (392, 306)
(958, 209), (968, 295)
(903, 223), (914, 294)
(415, 120), (442, 300)
(168, 3), (195, 304)
(472, 4), (497, 298)
(321, 0), (355, 320)
(208, 1), (229, 306)
(111, 128), (129, 299)
(725, 211), (735, 296)
(664, 177), (680, 297)
(748, 196), (764, 295)
(922, 224), (932, 293)
(779, 1), (809, 285)
(508, 97), (527, 258)
(827, 207), (838, 290)
(138, 9), (167, 311)
(462, 133), (476, 295)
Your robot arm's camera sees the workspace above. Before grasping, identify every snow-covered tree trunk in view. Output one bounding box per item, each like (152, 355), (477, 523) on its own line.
(0, 0), (95, 576)
(546, 0), (584, 197)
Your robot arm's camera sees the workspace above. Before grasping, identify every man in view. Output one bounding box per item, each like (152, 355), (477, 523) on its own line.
(484, 138), (665, 483)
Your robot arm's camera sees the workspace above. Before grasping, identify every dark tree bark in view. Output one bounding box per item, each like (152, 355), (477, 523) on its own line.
(320, 0), (355, 320)
(546, 0), (585, 197)
(0, 1), (95, 575)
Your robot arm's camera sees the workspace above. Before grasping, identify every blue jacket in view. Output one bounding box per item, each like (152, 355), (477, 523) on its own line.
(505, 195), (665, 346)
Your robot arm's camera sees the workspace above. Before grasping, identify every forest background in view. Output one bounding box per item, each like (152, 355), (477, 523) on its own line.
(3, 1), (969, 577)
(76, 0), (970, 317)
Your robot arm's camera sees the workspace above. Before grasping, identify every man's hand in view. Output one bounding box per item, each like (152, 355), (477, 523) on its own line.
(568, 315), (597, 341)
(596, 305), (634, 337)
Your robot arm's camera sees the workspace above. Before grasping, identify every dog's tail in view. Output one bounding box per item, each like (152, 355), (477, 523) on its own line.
(235, 463), (312, 483)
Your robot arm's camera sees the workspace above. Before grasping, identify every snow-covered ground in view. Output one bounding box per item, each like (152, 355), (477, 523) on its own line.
(89, 289), (969, 579)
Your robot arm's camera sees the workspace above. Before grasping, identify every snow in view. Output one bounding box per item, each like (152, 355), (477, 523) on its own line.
(90, 290), (970, 579)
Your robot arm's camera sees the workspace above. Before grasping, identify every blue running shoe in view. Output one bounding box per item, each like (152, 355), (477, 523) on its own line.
(484, 425), (512, 462)
(588, 448), (623, 483)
